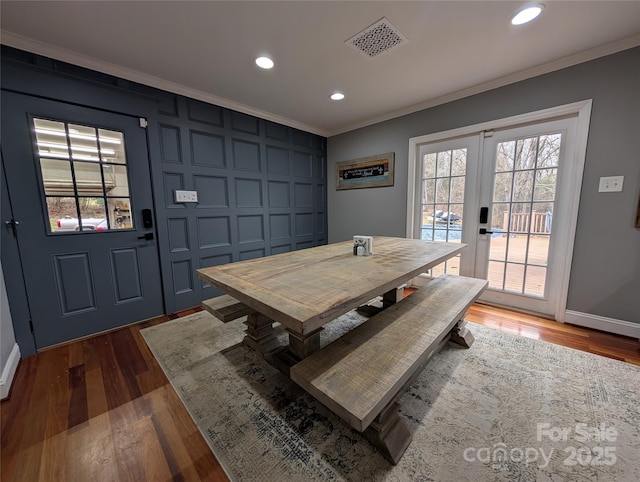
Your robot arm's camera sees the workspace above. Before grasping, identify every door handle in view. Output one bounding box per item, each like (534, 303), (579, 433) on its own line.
(479, 228), (494, 235)
(138, 232), (154, 240)
(5, 219), (20, 237)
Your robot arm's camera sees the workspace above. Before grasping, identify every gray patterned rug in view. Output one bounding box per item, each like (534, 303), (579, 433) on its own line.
(141, 310), (639, 482)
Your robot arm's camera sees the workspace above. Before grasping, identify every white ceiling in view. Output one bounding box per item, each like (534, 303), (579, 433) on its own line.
(2, 1), (639, 137)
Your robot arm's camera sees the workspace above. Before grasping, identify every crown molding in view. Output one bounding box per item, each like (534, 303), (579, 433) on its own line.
(331, 34), (640, 136)
(0, 31), (330, 137)
(3, 30), (638, 138)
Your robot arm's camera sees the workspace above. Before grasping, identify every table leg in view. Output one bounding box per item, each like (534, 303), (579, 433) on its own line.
(243, 312), (278, 354)
(449, 319), (475, 348)
(382, 286), (405, 308)
(287, 327), (323, 360)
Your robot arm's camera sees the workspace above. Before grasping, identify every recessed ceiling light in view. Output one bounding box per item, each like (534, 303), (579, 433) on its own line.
(330, 92), (345, 101)
(255, 56), (274, 69)
(511, 5), (543, 25)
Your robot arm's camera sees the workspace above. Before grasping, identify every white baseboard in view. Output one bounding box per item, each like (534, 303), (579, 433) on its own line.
(565, 310), (640, 339)
(0, 343), (21, 400)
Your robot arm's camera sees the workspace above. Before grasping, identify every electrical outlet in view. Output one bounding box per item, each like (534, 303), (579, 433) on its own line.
(175, 190), (198, 203)
(598, 176), (624, 193)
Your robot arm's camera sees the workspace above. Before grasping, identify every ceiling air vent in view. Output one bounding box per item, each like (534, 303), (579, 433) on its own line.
(346, 17), (408, 58)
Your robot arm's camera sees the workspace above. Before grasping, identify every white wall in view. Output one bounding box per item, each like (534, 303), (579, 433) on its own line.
(0, 260), (20, 399)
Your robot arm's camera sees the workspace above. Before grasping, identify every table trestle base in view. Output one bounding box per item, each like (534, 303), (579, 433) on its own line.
(243, 313), (279, 354)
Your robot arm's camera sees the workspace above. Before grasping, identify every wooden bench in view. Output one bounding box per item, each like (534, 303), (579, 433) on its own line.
(202, 294), (255, 322)
(290, 274), (488, 465)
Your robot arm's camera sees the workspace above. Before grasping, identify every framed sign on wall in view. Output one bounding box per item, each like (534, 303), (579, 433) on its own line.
(336, 152), (394, 190)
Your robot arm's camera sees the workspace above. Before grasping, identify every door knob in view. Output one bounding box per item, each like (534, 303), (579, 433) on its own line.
(138, 232), (154, 240)
(479, 228), (494, 235)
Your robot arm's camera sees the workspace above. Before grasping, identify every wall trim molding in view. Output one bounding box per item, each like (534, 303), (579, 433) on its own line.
(0, 31), (329, 138)
(3, 30), (638, 137)
(565, 310), (640, 339)
(0, 343), (21, 400)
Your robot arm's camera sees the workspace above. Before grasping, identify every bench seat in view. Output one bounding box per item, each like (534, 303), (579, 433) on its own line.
(202, 294), (255, 323)
(290, 274), (487, 464)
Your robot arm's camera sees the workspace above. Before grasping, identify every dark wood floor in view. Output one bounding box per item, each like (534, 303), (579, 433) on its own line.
(2, 304), (639, 481)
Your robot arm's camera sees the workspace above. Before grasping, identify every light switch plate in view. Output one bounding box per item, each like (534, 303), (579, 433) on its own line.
(598, 176), (624, 193)
(175, 190), (198, 202)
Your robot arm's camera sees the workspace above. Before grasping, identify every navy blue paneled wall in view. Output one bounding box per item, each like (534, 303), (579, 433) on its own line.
(146, 94), (328, 311)
(1, 46), (327, 313)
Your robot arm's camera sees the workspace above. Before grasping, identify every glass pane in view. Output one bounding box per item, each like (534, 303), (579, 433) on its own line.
(422, 179), (435, 204)
(433, 229), (448, 241)
(74, 161), (104, 196)
(435, 178), (450, 203)
(534, 168), (557, 201)
(450, 177), (465, 203)
(422, 206), (436, 227)
(68, 124), (100, 162)
(422, 153), (436, 178)
(524, 265), (547, 297)
(495, 141), (515, 172)
(451, 149), (466, 176)
(529, 206), (550, 234)
(99, 128), (126, 164)
(504, 263), (525, 292)
(40, 159), (73, 195)
(107, 198), (133, 229)
(103, 164), (130, 197)
(447, 204), (463, 231)
(513, 171), (534, 201)
(47, 197), (78, 232)
(537, 133), (561, 168)
(493, 172), (512, 202)
(436, 151), (451, 177)
(35, 119), (69, 160)
(492, 203), (510, 233)
(515, 138), (537, 170)
(488, 261), (505, 290)
(527, 234), (550, 266)
(78, 197), (107, 231)
(489, 232), (507, 262)
(421, 228), (434, 241)
(506, 234), (528, 263)
(510, 203), (532, 233)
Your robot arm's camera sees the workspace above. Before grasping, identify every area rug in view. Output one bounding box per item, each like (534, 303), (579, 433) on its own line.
(141, 310), (639, 481)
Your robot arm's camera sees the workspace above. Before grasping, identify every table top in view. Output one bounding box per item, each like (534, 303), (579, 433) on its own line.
(196, 236), (466, 335)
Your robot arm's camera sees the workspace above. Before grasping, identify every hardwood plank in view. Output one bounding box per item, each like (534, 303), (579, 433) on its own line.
(67, 364), (89, 429)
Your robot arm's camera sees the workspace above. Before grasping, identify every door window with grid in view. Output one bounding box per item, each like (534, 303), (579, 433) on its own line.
(420, 148), (467, 276)
(486, 133), (560, 297)
(33, 118), (133, 233)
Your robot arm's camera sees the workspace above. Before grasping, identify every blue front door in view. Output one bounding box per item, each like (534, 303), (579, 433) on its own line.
(1, 92), (164, 348)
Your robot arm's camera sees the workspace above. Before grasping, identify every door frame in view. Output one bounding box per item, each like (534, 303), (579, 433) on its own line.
(407, 100), (592, 321)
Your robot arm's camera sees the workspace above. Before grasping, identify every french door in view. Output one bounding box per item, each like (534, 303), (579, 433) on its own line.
(1, 92), (164, 349)
(408, 103), (589, 319)
(476, 118), (578, 314)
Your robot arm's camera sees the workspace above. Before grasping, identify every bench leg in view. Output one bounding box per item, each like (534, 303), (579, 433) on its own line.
(449, 319), (475, 348)
(243, 313), (279, 354)
(363, 401), (412, 465)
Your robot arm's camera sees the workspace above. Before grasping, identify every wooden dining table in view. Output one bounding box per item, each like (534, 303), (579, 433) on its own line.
(196, 236), (466, 364)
